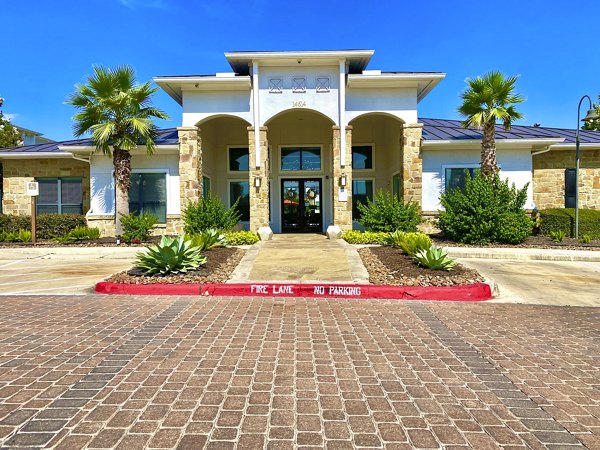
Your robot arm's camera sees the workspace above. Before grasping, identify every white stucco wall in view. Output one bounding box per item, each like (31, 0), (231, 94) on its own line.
(258, 65), (340, 125)
(182, 90), (252, 126)
(346, 87), (418, 125)
(89, 152), (181, 217)
(422, 147), (535, 211)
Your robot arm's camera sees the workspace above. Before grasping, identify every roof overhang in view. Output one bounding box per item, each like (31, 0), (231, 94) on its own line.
(225, 50), (374, 75)
(547, 142), (600, 150)
(423, 138), (565, 149)
(347, 73), (446, 102)
(0, 152), (74, 159)
(154, 75), (251, 105)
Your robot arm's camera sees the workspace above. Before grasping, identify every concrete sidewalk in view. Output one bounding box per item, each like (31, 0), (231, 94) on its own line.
(447, 246), (600, 261)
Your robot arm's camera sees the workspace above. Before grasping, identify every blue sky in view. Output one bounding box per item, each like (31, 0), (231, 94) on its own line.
(1, 0), (599, 141)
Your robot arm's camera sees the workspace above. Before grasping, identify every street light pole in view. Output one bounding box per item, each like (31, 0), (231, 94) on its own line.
(575, 96), (599, 239)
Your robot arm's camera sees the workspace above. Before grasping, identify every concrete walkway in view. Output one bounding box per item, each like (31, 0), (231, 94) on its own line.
(236, 234), (369, 283)
(447, 245), (600, 261)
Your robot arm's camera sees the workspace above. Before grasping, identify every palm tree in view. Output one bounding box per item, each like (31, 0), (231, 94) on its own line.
(67, 65), (169, 235)
(458, 71), (524, 177)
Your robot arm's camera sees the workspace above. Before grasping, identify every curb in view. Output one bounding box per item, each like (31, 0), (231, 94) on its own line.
(95, 281), (493, 301)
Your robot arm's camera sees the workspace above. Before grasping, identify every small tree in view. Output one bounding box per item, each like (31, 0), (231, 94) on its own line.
(66, 66), (168, 235)
(0, 97), (23, 148)
(356, 190), (421, 232)
(458, 71), (524, 177)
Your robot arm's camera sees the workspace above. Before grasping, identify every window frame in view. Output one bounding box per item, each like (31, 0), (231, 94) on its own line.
(128, 169), (170, 224)
(279, 145), (323, 173)
(441, 164), (481, 193)
(352, 177), (375, 220)
(35, 176), (84, 215)
(351, 143), (375, 171)
(228, 178), (251, 223)
(202, 175), (211, 199)
(227, 146), (250, 174)
(391, 171), (401, 201)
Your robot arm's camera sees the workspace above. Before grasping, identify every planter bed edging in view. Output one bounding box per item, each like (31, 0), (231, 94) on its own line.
(96, 281), (493, 301)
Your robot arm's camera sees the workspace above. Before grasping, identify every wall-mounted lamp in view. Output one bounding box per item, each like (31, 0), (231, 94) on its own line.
(254, 176), (261, 188)
(339, 174), (347, 187)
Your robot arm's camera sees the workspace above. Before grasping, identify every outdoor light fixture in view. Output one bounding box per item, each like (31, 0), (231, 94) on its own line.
(339, 174), (347, 187)
(575, 95), (599, 238)
(254, 176), (261, 188)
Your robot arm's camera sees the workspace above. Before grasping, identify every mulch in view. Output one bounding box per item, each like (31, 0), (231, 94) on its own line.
(0, 236), (161, 248)
(431, 233), (600, 251)
(106, 247), (244, 284)
(359, 246), (484, 287)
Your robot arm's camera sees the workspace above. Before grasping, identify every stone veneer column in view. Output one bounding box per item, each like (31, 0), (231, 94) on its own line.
(248, 126), (270, 233)
(402, 123), (423, 206)
(332, 125), (353, 231)
(177, 126), (202, 209)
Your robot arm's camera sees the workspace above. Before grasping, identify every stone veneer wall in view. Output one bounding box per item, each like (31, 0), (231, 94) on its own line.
(533, 149), (600, 210)
(248, 127), (270, 232)
(1, 158), (90, 215)
(332, 126), (353, 230)
(178, 126), (203, 209)
(87, 215), (183, 238)
(402, 124), (423, 206)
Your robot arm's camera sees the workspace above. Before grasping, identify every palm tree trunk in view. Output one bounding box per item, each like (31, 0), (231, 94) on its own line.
(113, 148), (132, 236)
(481, 120), (498, 177)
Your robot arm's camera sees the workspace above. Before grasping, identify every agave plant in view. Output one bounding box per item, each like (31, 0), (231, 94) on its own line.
(135, 236), (206, 275)
(413, 246), (455, 271)
(186, 228), (226, 251)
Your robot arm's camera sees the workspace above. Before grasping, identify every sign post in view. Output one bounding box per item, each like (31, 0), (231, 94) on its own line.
(26, 181), (39, 245)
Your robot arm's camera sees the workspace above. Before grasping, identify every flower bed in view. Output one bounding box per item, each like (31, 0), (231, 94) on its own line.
(359, 246), (483, 286)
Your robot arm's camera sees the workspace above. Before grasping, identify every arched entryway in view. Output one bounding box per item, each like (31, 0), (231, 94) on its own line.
(265, 109), (336, 233)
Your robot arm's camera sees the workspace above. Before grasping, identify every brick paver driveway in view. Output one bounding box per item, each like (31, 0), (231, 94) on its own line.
(0, 296), (598, 449)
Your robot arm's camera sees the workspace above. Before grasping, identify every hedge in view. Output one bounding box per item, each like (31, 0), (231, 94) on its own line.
(539, 208), (600, 239)
(0, 214), (87, 240)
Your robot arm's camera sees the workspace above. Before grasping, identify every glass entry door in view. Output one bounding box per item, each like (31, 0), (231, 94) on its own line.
(281, 179), (322, 232)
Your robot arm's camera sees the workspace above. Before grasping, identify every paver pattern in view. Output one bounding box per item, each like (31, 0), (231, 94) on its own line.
(0, 295), (597, 449)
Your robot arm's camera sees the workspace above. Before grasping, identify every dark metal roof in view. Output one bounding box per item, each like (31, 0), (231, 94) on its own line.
(0, 128), (179, 154)
(420, 118), (600, 144)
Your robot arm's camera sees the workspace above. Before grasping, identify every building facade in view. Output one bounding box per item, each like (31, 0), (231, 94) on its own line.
(1, 49), (600, 237)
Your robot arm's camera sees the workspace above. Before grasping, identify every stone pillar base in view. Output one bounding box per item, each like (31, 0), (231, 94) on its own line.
(402, 123), (423, 206)
(332, 126), (353, 231)
(248, 126), (270, 233)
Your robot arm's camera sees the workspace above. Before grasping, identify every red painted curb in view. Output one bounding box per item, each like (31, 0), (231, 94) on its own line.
(96, 281), (492, 301)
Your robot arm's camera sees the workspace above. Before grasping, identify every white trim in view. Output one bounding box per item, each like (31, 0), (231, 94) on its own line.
(278, 144), (324, 174)
(423, 138), (564, 148)
(252, 61), (261, 168)
(0, 152), (74, 158)
(339, 60), (346, 167)
(226, 145), (250, 175)
(548, 143), (600, 150)
(225, 49), (374, 60)
(351, 143), (375, 172)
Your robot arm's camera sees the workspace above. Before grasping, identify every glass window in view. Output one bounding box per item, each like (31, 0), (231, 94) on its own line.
(36, 177), (83, 215)
(281, 147), (321, 171)
(230, 181), (250, 221)
(352, 179), (374, 219)
(229, 148), (249, 171)
(129, 173), (167, 223)
(445, 168), (477, 192)
(352, 146), (373, 170)
(392, 174), (401, 201)
(202, 176), (211, 199)
(565, 168), (576, 208)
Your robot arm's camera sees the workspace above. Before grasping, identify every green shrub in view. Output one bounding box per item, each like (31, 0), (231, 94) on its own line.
(2, 229), (32, 242)
(183, 194), (241, 234)
(120, 212), (158, 242)
(356, 190), (421, 233)
(495, 212), (534, 244)
(56, 226), (101, 242)
(580, 234), (592, 244)
(0, 214), (86, 239)
(223, 230), (260, 246)
(342, 230), (391, 245)
(550, 230), (566, 243)
(539, 208), (600, 239)
(390, 231), (432, 256)
(413, 246), (456, 271)
(438, 171), (532, 244)
(135, 236), (206, 275)
(186, 229), (226, 251)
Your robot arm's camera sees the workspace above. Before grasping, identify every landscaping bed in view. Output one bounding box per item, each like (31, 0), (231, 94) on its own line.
(106, 247), (244, 284)
(359, 246), (484, 286)
(0, 237), (161, 248)
(431, 233), (600, 251)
